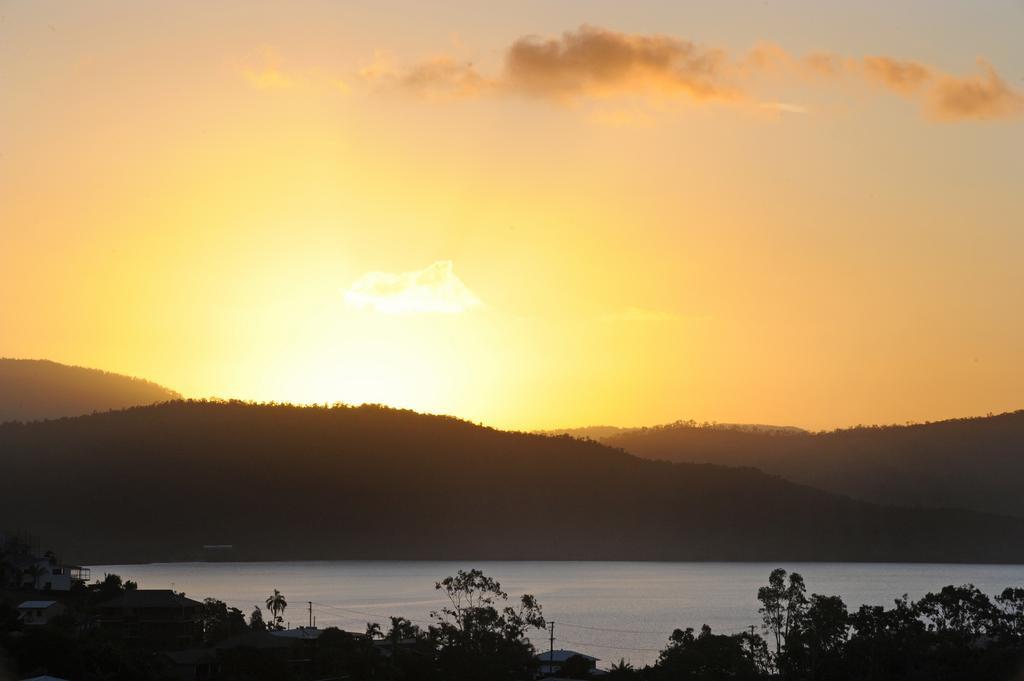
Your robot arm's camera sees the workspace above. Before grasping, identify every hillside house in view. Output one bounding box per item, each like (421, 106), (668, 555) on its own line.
(98, 589), (203, 650)
(17, 600), (66, 626)
(535, 649), (600, 677)
(17, 557), (90, 591)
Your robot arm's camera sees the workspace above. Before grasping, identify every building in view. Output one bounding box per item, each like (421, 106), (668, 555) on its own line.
(166, 627), (335, 681)
(16, 557), (90, 591)
(17, 600), (66, 626)
(97, 589), (203, 650)
(535, 649), (600, 677)
(1, 533), (90, 592)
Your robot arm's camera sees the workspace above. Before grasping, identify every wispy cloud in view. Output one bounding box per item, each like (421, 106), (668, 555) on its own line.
(927, 60), (1023, 120)
(242, 48), (294, 90)
(343, 261), (482, 315)
(501, 26), (737, 102)
(761, 101), (809, 114)
(364, 25), (1022, 122)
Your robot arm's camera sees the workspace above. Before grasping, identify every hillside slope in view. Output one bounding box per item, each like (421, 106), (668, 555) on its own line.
(602, 412), (1024, 517)
(0, 358), (180, 423)
(2, 401), (1024, 564)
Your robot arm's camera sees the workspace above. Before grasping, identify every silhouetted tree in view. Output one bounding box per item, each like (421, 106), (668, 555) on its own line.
(655, 624), (766, 680)
(758, 568), (807, 663)
(264, 589), (287, 630)
(429, 569), (545, 681)
(200, 598), (247, 645)
(249, 605), (266, 631)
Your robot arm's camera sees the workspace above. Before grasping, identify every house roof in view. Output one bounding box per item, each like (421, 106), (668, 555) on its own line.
(535, 649), (600, 662)
(99, 589), (203, 609)
(271, 626), (323, 640)
(17, 600), (59, 609)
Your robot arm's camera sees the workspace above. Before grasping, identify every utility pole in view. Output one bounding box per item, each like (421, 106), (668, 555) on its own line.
(549, 621), (555, 671)
(308, 601), (313, 628)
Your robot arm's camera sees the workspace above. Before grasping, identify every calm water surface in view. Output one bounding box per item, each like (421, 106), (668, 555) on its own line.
(88, 561), (1024, 667)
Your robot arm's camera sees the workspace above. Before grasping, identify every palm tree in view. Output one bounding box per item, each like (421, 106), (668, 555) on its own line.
(265, 589), (287, 630)
(608, 658), (635, 679)
(24, 563), (46, 590)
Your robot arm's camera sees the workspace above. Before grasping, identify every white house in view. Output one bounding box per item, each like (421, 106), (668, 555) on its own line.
(16, 557), (90, 592)
(17, 600), (66, 626)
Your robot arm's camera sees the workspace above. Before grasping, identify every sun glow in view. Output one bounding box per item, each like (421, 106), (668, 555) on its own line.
(2, 3), (1022, 431)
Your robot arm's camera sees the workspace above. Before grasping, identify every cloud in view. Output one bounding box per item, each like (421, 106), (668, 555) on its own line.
(242, 48), (293, 90)
(927, 60), (1024, 120)
(501, 25), (738, 102)
(857, 56), (1023, 119)
(344, 261), (482, 314)
(367, 25), (1022, 122)
(861, 56), (932, 94)
(400, 56), (493, 98)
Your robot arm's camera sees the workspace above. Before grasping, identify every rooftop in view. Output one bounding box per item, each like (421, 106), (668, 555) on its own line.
(99, 589), (203, 609)
(17, 600), (59, 609)
(536, 649), (600, 663)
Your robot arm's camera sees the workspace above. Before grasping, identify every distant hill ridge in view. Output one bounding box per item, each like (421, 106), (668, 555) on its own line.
(3, 400), (1024, 564)
(576, 411), (1024, 518)
(0, 358), (180, 424)
(540, 422), (807, 440)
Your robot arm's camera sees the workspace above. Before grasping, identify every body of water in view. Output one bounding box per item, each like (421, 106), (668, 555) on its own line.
(88, 561), (1024, 667)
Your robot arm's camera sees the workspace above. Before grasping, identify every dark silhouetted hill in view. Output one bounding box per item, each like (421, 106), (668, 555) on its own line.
(0, 358), (180, 423)
(599, 413), (1024, 518)
(2, 401), (1024, 564)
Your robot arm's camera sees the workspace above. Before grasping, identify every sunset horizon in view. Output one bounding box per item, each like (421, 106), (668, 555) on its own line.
(3, 5), (1024, 678)
(3, 3), (1022, 434)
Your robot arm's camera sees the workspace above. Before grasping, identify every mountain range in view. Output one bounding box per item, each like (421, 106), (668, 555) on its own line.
(576, 415), (1024, 518)
(3, 400), (1024, 565)
(0, 358), (179, 423)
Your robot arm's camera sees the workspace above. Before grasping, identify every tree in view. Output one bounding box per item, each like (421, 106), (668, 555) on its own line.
(559, 653), (595, 679)
(264, 589), (287, 630)
(781, 593), (849, 679)
(607, 658), (638, 680)
(429, 569), (545, 681)
(757, 568), (807, 660)
(656, 624), (765, 680)
(23, 563), (46, 590)
(995, 587), (1024, 639)
(200, 598), (247, 645)
(915, 584), (995, 637)
(249, 606), (266, 631)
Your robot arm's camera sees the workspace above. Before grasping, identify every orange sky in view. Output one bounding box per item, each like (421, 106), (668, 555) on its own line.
(2, 1), (1023, 430)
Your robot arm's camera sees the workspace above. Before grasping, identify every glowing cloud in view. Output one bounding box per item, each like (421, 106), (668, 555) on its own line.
(369, 25), (1023, 122)
(502, 25), (736, 102)
(927, 61), (1024, 121)
(344, 261), (483, 314)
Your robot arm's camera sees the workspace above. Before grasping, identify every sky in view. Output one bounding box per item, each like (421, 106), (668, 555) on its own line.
(1, 0), (1023, 431)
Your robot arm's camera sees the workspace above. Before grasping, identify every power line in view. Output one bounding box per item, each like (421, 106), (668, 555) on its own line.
(554, 619), (751, 637)
(554, 620), (667, 635)
(311, 601), (433, 626)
